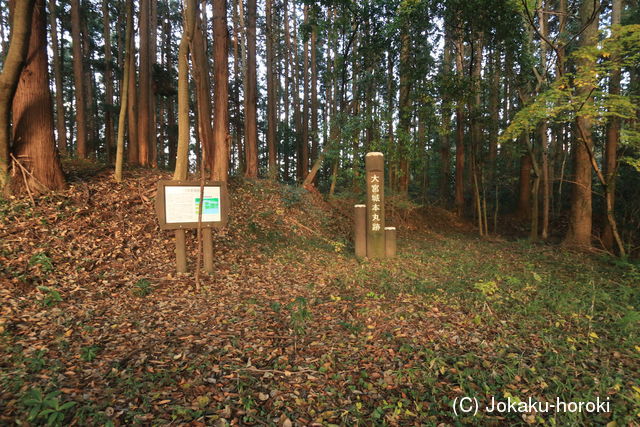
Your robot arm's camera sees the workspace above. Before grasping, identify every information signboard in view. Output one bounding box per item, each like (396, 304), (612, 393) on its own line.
(155, 180), (229, 230)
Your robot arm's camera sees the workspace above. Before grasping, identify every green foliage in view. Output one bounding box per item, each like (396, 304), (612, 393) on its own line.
(37, 286), (62, 307)
(80, 345), (100, 362)
(501, 25), (640, 145)
(29, 252), (54, 273)
(22, 388), (76, 426)
(280, 185), (304, 208)
(131, 279), (152, 297)
(288, 296), (312, 336)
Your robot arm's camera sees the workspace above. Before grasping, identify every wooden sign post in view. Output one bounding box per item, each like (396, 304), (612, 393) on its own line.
(365, 152), (385, 258)
(155, 180), (229, 273)
(354, 204), (366, 258)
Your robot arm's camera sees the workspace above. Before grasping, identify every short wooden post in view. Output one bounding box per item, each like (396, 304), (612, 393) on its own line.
(354, 204), (366, 257)
(385, 227), (396, 257)
(203, 229), (214, 273)
(175, 229), (187, 273)
(365, 152), (385, 258)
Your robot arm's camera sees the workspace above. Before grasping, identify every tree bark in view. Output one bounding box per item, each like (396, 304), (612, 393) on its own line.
(212, 0), (229, 182)
(137, 0), (151, 166)
(265, 0), (277, 178)
(48, 0), (67, 156)
(516, 152), (532, 220)
(102, 0), (114, 163)
(602, 0), (622, 251)
(191, 3), (214, 175)
(11, 0), (65, 192)
(70, 0), (88, 158)
(243, 0), (258, 178)
(564, 0), (600, 248)
(454, 36), (465, 218)
(397, 20), (412, 196)
(0, 0), (34, 192)
(115, 0), (133, 182)
(127, 28), (138, 165)
(174, 0), (195, 181)
(440, 36), (452, 204)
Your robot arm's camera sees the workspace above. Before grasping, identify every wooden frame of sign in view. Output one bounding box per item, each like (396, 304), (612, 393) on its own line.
(155, 180), (230, 274)
(155, 180), (229, 230)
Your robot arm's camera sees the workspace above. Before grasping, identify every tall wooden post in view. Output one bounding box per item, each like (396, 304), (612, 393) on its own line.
(354, 204), (366, 257)
(366, 152), (385, 258)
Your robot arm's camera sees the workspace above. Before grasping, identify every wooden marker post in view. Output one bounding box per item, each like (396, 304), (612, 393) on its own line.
(175, 230), (187, 272)
(385, 227), (396, 257)
(365, 153), (385, 258)
(203, 230), (214, 273)
(354, 204), (366, 257)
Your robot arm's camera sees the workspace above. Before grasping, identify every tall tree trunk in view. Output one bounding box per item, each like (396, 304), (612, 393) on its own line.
(0, 0), (34, 192)
(300, 5), (310, 181)
(232, 0), (243, 174)
(137, 0), (151, 166)
(115, 0), (133, 182)
(127, 30), (138, 165)
(564, 0), (600, 248)
(440, 37), (452, 204)
(70, 0), (88, 158)
(149, 0), (158, 167)
(602, 0), (622, 251)
(243, 0), (258, 178)
(174, 0), (195, 181)
(102, 0), (114, 163)
(191, 3), (214, 175)
(310, 16), (318, 166)
(454, 36), (465, 218)
(265, 0), (277, 178)
(11, 0), (65, 192)
(81, 14), (98, 156)
(48, 0), (67, 156)
(212, 0), (229, 182)
(397, 20), (411, 196)
(282, 0), (291, 182)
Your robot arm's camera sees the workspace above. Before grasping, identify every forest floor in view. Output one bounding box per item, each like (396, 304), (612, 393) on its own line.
(1, 168), (639, 426)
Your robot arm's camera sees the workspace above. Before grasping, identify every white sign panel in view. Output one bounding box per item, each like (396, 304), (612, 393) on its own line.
(164, 186), (222, 224)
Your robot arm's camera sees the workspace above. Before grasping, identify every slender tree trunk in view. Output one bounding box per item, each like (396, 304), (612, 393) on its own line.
(602, 0), (622, 251)
(265, 0), (277, 178)
(564, 0), (600, 248)
(137, 0), (151, 166)
(212, 0), (229, 182)
(49, 0), (67, 156)
(127, 31), (138, 165)
(191, 3), (214, 175)
(243, 0), (258, 177)
(102, 0), (114, 163)
(81, 15), (97, 156)
(282, 0), (291, 182)
(70, 0), (88, 158)
(232, 0), (243, 173)
(397, 21), (411, 196)
(300, 5), (309, 181)
(174, 0), (195, 181)
(11, 0), (65, 192)
(310, 17), (318, 166)
(454, 36), (465, 217)
(115, 0), (133, 182)
(440, 37), (452, 204)
(149, 0), (158, 167)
